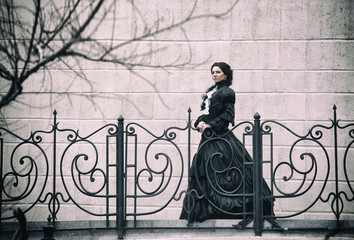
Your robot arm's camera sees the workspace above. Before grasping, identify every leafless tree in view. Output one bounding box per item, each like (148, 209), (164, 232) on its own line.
(0, 0), (238, 111)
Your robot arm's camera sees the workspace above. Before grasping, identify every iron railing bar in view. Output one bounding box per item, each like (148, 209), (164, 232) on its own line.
(333, 105), (340, 227)
(106, 134), (110, 227)
(134, 132), (138, 228)
(253, 112), (262, 236)
(117, 115), (125, 239)
(52, 110), (57, 224)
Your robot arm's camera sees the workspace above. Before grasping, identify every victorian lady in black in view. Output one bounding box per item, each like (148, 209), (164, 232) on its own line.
(180, 62), (275, 225)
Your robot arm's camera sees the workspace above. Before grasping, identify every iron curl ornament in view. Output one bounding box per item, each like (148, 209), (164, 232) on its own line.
(125, 121), (186, 217)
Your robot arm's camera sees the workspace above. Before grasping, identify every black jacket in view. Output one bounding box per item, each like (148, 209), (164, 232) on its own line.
(195, 83), (235, 134)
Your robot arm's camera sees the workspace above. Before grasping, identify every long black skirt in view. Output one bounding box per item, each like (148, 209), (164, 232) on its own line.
(180, 130), (274, 222)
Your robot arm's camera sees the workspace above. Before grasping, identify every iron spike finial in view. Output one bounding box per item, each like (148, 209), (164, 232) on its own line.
(254, 112), (260, 120)
(118, 115), (124, 122)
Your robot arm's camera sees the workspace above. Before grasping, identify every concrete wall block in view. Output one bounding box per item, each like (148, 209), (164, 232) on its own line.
(306, 94), (354, 121)
(130, 70), (182, 93)
(0, 121), (31, 142)
(181, 0), (233, 41)
(231, 0), (257, 40)
(280, 0), (308, 39)
(130, 0), (158, 36)
(306, 41), (335, 69)
(280, 41), (307, 69)
(153, 42), (182, 67)
(181, 17), (206, 41)
(3, 94), (32, 119)
(305, 71), (334, 93)
(333, 0), (354, 39)
(308, 70), (354, 94)
(50, 93), (106, 120)
(230, 41), (280, 70)
(205, 42), (232, 68)
(151, 11), (182, 40)
(122, 93), (154, 120)
(86, 1), (133, 41)
(0, 79), (11, 94)
(234, 71), (282, 93)
(153, 70), (181, 93)
(180, 70), (210, 93)
(154, 93), (201, 120)
(334, 41), (354, 69)
(128, 0), (182, 40)
(179, 42), (207, 68)
(251, 93), (306, 120)
(53, 205), (108, 221)
(72, 95), (104, 119)
(102, 93), (125, 119)
(86, 70), (131, 93)
(49, 71), (92, 93)
(231, 0), (281, 40)
(126, 206), (182, 220)
(234, 93), (257, 120)
(280, 71), (308, 93)
(201, 14), (231, 41)
(47, 70), (130, 94)
(307, 1), (335, 39)
(78, 57), (109, 70)
(130, 70), (157, 93)
(332, 71), (354, 93)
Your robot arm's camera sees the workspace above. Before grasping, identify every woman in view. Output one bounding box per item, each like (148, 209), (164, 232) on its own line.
(180, 62), (275, 227)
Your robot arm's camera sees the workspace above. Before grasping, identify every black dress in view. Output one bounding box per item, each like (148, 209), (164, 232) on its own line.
(180, 81), (274, 223)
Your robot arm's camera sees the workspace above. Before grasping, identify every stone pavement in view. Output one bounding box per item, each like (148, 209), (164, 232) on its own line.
(1, 219), (353, 240)
(24, 228), (354, 240)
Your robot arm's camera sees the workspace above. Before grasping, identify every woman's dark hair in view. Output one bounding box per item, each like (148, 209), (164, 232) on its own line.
(201, 62), (233, 110)
(211, 62), (233, 86)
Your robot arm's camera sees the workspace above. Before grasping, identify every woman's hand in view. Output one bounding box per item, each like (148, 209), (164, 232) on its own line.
(197, 121), (211, 133)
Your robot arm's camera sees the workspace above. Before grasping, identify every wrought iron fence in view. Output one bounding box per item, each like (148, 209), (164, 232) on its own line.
(0, 105), (353, 239)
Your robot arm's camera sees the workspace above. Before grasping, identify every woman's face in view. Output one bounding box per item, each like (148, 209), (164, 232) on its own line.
(211, 66), (227, 83)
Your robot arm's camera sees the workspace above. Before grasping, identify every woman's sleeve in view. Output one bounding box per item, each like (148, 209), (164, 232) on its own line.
(208, 88), (235, 131)
(194, 115), (205, 128)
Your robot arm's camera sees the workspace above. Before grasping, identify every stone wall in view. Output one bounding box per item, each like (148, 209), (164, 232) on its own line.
(1, 0), (353, 223)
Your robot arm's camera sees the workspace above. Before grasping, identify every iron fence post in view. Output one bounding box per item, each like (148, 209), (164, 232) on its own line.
(187, 108), (192, 227)
(253, 112), (263, 236)
(117, 116), (125, 239)
(52, 110), (57, 224)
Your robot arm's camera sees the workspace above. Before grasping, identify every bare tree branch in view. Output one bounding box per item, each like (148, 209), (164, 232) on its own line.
(0, 0), (239, 111)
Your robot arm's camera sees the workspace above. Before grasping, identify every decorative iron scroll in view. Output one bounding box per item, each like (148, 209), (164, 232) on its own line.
(0, 105), (353, 237)
(0, 110), (119, 223)
(124, 120), (187, 218)
(261, 105), (354, 223)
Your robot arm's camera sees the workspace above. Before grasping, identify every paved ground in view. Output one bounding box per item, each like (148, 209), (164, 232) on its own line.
(1, 219), (353, 240)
